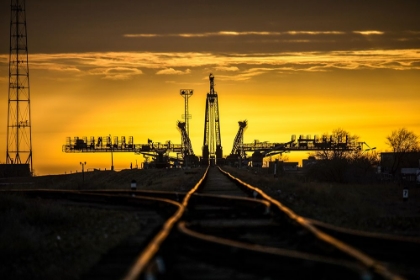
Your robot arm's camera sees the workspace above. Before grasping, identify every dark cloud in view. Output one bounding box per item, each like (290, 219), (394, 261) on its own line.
(1, 1), (419, 53)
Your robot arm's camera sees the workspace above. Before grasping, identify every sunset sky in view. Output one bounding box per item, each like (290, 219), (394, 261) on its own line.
(0, 1), (419, 175)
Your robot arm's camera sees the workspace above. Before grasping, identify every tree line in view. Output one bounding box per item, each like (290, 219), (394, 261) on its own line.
(305, 128), (419, 183)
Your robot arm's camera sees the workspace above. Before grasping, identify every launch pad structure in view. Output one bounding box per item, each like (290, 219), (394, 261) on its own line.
(0, 2), (368, 173)
(202, 73), (223, 166)
(63, 73), (368, 169)
(0, 1), (374, 176)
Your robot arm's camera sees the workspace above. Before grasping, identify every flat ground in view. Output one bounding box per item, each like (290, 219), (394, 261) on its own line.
(2, 166), (419, 236)
(0, 167), (206, 191)
(222, 166), (420, 237)
(0, 168), (205, 279)
(1, 166), (419, 279)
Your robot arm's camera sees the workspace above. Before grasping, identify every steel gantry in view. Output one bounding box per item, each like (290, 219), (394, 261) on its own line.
(242, 134), (366, 167)
(226, 120), (248, 166)
(202, 74), (223, 165)
(62, 73), (372, 170)
(62, 136), (184, 169)
(225, 121), (368, 167)
(177, 121), (199, 167)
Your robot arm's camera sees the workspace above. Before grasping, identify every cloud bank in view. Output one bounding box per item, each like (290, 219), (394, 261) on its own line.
(1, 49), (419, 81)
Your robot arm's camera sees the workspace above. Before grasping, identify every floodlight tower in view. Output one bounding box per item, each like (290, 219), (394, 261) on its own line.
(6, 0), (33, 173)
(180, 89), (193, 136)
(202, 73), (222, 165)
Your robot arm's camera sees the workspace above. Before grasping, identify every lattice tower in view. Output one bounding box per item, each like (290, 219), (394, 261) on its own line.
(6, 0), (33, 173)
(202, 73), (222, 164)
(180, 89), (193, 136)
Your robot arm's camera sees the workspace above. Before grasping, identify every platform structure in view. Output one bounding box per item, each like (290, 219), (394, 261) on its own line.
(62, 136), (186, 168)
(62, 73), (371, 169)
(241, 134), (366, 167)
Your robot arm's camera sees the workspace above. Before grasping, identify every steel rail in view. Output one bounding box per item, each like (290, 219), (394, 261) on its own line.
(3, 167), (405, 279)
(177, 221), (371, 279)
(306, 217), (420, 274)
(307, 218), (420, 245)
(123, 165), (210, 280)
(81, 190), (271, 214)
(1, 189), (184, 279)
(80, 189), (187, 202)
(0, 189), (179, 206)
(218, 167), (404, 280)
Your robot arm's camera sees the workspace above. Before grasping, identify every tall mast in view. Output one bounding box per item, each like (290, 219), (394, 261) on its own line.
(6, 0), (33, 173)
(202, 73), (223, 165)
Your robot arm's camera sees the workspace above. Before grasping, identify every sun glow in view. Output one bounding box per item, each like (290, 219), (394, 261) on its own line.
(1, 49), (419, 175)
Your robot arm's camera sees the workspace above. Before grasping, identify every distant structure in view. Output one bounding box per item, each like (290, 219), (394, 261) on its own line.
(61, 72), (371, 170)
(226, 120), (248, 166)
(177, 121), (199, 167)
(379, 152), (420, 175)
(180, 89), (193, 136)
(4, 0), (33, 176)
(202, 73), (223, 165)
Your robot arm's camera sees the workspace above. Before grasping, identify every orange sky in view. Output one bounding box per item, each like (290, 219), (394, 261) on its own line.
(0, 1), (419, 175)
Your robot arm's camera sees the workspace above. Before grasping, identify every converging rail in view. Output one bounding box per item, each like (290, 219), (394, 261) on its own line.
(124, 167), (407, 280)
(0, 189), (180, 279)
(4, 167), (418, 279)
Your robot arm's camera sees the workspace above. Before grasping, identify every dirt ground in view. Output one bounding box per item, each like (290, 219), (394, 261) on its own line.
(2, 166), (420, 236)
(1, 166), (419, 279)
(222, 166), (420, 237)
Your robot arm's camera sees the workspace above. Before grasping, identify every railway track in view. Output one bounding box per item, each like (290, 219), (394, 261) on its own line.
(3, 166), (419, 279)
(125, 167), (402, 280)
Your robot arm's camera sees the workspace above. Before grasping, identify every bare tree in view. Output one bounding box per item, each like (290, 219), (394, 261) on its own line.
(309, 128), (361, 183)
(386, 128), (419, 174)
(316, 128), (360, 161)
(386, 128), (419, 153)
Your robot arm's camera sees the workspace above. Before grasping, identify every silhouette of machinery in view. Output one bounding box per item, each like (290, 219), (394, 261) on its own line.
(202, 73), (223, 166)
(63, 85), (201, 168)
(225, 123), (366, 167)
(177, 120), (199, 167)
(226, 120), (248, 166)
(63, 136), (185, 168)
(62, 73), (368, 169)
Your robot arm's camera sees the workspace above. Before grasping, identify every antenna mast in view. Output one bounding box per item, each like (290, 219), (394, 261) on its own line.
(6, 0), (33, 173)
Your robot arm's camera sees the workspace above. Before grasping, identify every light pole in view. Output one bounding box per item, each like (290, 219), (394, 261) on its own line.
(109, 134), (114, 171)
(80, 161), (86, 187)
(362, 147), (376, 154)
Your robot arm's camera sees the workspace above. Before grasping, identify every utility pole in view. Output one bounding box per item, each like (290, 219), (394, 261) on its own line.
(80, 161), (86, 187)
(6, 0), (33, 174)
(109, 134), (114, 171)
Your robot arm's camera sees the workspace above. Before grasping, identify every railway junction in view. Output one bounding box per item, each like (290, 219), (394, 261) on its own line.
(2, 166), (419, 279)
(4, 2), (419, 279)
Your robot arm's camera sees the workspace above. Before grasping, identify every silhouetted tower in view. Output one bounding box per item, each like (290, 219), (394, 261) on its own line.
(180, 89), (193, 136)
(202, 73), (222, 165)
(177, 121), (194, 157)
(231, 120), (248, 159)
(6, 0), (33, 173)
